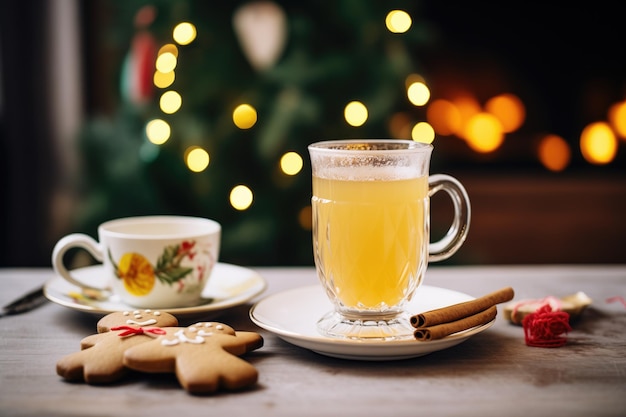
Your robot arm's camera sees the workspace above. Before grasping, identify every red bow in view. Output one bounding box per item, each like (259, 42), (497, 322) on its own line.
(111, 325), (166, 337)
(522, 305), (572, 347)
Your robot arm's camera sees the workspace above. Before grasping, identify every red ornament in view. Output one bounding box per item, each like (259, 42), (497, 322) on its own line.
(129, 31), (157, 104)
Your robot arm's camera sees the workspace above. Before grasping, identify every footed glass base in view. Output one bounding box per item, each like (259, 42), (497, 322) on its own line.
(317, 310), (415, 341)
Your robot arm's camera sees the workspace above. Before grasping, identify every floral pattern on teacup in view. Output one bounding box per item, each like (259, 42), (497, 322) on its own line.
(108, 240), (201, 297)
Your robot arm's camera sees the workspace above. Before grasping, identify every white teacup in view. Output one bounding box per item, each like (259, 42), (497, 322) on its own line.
(52, 216), (221, 308)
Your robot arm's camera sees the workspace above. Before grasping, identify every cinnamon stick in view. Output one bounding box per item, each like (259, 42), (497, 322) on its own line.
(413, 306), (497, 341)
(410, 287), (514, 328)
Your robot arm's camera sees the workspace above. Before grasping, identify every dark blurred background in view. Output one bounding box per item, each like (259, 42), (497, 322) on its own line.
(1, 0), (625, 268)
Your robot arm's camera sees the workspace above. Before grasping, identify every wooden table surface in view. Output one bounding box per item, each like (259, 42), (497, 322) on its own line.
(1, 265), (625, 417)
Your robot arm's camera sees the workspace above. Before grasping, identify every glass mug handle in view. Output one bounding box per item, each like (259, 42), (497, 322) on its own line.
(428, 174), (471, 263)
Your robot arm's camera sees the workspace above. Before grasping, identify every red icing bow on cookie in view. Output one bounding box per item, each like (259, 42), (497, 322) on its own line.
(111, 326), (167, 337)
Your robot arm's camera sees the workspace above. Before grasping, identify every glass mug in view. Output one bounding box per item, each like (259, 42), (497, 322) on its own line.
(308, 139), (470, 340)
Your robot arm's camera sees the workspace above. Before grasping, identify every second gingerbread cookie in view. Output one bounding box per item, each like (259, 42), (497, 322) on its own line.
(123, 322), (263, 394)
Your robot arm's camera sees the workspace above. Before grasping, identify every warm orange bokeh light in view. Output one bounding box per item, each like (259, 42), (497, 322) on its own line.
(298, 205), (312, 230)
(158, 43), (179, 58)
(452, 95), (482, 138)
(485, 93), (526, 133)
(464, 113), (504, 153)
(426, 99), (461, 136)
(537, 134), (571, 172)
(580, 122), (618, 164)
(608, 100), (626, 140)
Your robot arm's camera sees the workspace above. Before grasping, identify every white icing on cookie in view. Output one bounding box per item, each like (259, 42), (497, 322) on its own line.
(161, 329), (206, 346)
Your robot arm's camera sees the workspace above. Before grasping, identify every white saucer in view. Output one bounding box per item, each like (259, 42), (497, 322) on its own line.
(250, 285), (495, 361)
(44, 263), (267, 318)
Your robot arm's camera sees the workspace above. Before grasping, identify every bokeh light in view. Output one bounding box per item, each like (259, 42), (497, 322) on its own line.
(407, 81), (430, 106)
(158, 43), (178, 57)
(608, 100), (626, 140)
(173, 22), (197, 45)
(154, 45), (177, 90)
(452, 95), (482, 138)
(426, 99), (462, 136)
(411, 122), (435, 144)
(233, 104), (257, 129)
(153, 70), (175, 88)
(230, 185), (254, 211)
(145, 119), (171, 145)
(385, 10), (412, 33)
(537, 134), (571, 172)
(155, 52), (177, 73)
(160, 90), (182, 114)
(485, 93), (525, 133)
(298, 205), (312, 230)
(280, 152), (303, 175)
(580, 122), (618, 164)
(344, 101), (368, 127)
(185, 146), (210, 172)
(464, 112), (504, 153)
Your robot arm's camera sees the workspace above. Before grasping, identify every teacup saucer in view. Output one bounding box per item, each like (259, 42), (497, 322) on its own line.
(250, 285), (495, 361)
(44, 263), (266, 318)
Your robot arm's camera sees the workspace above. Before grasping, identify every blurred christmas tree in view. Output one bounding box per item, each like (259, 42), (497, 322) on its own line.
(74, 0), (431, 266)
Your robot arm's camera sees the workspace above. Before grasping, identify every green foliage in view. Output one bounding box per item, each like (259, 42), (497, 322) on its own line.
(75, 0), (428, 266)
(154, 243), (194, 285)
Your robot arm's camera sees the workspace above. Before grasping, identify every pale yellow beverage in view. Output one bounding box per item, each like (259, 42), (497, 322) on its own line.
(309, 139), (470, 339)
(312, 174), (428, 311)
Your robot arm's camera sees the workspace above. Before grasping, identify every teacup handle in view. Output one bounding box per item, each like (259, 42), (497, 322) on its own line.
(428, 174), (471, 263)
(51, 233), (106, 291)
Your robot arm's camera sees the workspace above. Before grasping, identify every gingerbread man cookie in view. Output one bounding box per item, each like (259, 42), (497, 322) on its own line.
(123, 322), (263, 394)
(56, 310), (178, 384)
